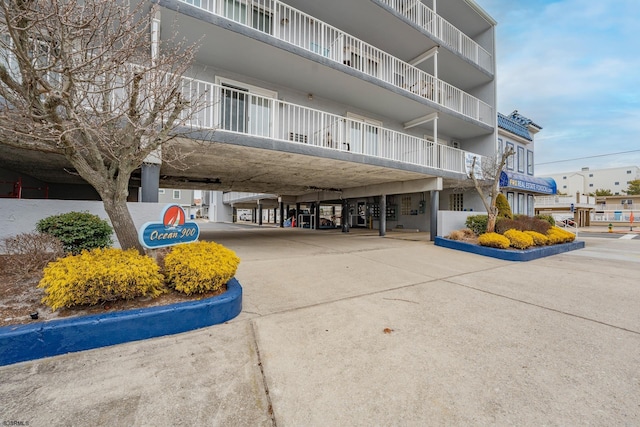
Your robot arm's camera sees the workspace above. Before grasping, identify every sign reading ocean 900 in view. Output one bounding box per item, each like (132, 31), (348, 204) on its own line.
(138, 205), (200, 249)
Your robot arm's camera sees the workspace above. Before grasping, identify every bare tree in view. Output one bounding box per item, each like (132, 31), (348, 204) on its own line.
(0, 0), (199, 253)
(468, 146), (514, 233)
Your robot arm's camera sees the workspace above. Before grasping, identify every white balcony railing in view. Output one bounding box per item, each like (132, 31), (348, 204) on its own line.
(379, 0), (493, 74)
(181, 78), (481, 174)
(176, 0), (493, 126)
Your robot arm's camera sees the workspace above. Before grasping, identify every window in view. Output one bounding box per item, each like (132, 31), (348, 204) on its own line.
(517, 146), (525, 173)
(401, 196), (412, 215)
(527, 150), (534, 175)
(589, 174), (593, 177)
(518, 193), (525, 215)
(158, 189), (166, 194)
(563, 185), (567, 189)
(527, 195), (534, 216)
(563, 176), (567, 180)
(498, 138), (503, 156)
(589, 184), (594, 187)
(627, 170), (632, 174)
(173, 190), (181, 199)
(506, 142), (514, 170)
(615, 182), (620, 186)
(507, 192), (514, 211)
(449, 194), (463, 211)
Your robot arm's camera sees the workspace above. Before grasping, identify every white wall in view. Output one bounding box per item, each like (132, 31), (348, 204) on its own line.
(437, 210), (487, 237)
(0, 199), (166, 248)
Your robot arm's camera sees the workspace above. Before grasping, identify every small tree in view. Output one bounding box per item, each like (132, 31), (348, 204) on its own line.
(0, 1), (199, 253)
(467, 146), (514, 233)
(626, 179), (640, 195)
(595, 189), (613, 196)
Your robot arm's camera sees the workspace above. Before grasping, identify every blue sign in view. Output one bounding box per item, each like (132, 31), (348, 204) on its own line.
(138, 205), (200, 249)
(499, 171), (557, 195)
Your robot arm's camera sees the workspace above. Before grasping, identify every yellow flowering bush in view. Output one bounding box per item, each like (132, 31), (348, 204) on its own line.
(478, 232), (510, 249)
(547, 226), (576, 244)
(524, 230), (549, 246)
(38, 248), (166, 310)
(164, 241), (240, 295)
(503, 229), (534, 249)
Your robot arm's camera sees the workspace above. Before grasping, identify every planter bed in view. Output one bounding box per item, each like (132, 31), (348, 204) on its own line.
(435, 237), (585, 262)
(0, 278), (242, 366)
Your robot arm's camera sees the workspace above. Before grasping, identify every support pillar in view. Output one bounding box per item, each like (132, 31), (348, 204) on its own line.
(379, 195), (387, 237)
(140, 163), (160, 203)
(296, 203), (301, 228)
(315, 203), (321, 230)
(342, 199), (349, 232)
(279, 200), (285, 228)
(258, 202), (263, 226)
(430, 190), (439, 241)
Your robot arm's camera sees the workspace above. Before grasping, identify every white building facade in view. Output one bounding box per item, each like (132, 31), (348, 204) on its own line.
(547, 166), (640, 196)
(1, 0), (500, 239)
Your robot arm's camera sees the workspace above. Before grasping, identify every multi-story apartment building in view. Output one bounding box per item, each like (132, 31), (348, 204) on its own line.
(547, 166), (640, 196)
(1, 0), (499, 237)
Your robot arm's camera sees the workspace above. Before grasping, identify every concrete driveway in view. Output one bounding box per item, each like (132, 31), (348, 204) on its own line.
(1, 226), (639, 426)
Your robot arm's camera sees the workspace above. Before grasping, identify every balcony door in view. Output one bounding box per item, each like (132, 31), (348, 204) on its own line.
(218, 79), (276, 138)
(222, 0), (273, 34)
(347, 113), (381, 156)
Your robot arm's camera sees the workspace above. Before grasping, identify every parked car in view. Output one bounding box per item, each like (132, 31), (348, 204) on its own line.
(559, 218), (576, 227)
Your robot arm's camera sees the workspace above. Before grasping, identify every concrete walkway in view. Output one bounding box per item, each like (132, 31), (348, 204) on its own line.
(1, 227), (639, 426)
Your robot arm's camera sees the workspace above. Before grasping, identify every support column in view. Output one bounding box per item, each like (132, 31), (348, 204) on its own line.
(342, 199), (349, 232)
(379, 195), (387, 237)
(315, 203), (321, 230)
(430, 190), (439, 241)
(141, 163), (160, 203)
(258, 202), (263, 226)
(296, 203), (301, 228)
(279, 199), (285, 228)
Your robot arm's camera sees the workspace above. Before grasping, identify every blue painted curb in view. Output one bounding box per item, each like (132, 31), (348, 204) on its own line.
(0, 278), (242, 367)
(434, 237), (585, 261)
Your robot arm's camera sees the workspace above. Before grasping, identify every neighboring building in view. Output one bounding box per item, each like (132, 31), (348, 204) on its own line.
(496, 111), (555, 216)
(158, 188), (199, 219)
(547, 166), (640, 196)
(592, 194), (639, 225)
(1, 0), (499, 237)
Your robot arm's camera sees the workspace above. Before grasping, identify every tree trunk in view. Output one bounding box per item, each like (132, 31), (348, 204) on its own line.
(102, 194), (145, 254)
(486, 212), (497, 234)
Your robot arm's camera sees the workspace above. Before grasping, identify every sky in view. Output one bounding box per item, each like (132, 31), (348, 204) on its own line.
(478, 0), (640, 175)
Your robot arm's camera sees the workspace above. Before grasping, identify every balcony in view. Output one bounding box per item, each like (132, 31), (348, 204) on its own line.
(174, 0), (493, 126)
(378, 0), (492, 74)
(181, 78), (486, 175)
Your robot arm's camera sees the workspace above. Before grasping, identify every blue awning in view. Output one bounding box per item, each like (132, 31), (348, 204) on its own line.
(499, 171), (556, 195)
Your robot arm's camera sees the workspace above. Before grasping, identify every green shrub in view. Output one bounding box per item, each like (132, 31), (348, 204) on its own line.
(535, 214), (556, 226)
(38, 248), (166, 310)
(36, 211), (113, 254)
(465, 215), (489, 235)
(524, 230), (549, 246)
(164, 241), (240, 295)
(503, 229), (534, 249)
(478, 232), (510, 249)
(496, 193), (513, 219)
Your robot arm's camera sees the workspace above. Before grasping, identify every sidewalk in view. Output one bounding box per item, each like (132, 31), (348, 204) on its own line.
(1, 228), (639, 426)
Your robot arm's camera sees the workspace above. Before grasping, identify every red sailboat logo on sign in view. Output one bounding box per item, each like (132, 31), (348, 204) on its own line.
(163, 205), (185, 228)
